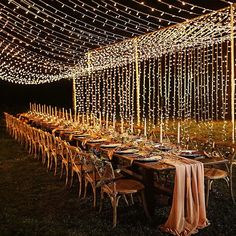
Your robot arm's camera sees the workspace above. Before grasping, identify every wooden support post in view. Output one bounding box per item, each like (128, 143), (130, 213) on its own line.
(230, 4), (235, 143)
(134, 39), (140, 126)
(72, 76), (77, 117)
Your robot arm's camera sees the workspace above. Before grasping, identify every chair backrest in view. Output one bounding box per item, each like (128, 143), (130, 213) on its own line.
(95, 160), (117, 194)
(56, 140), (70, 162)
(68, 145), (83, 165)
(229, 148), (236, 164)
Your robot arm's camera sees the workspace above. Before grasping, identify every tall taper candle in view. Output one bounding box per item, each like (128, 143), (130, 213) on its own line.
(121, 118), (124, 134)
(160, 122), (163, 144)
(66, 110), (68, 120)
(144, 118), (147, 137)
(113, 114), (116, 130)
(99, 112), (102, 127)
(62, 108), (65, 119)
(86, 113), (89, 125)
(106, 113), (109, 129)
(82, 113), (84, 125)
(93, 115), (96, 126)
(69, 108), (72, 121)
(130, 116), (133, 133)
(177, 121), (181, 144)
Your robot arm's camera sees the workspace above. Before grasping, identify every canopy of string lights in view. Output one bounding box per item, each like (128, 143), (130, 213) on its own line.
(0, 0), (233, 84)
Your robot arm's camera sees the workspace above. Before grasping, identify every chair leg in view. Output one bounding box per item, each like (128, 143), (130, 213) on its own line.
(47, 153), (50, 171)
(54, 157), (57, 176)
(230, 165), (235, 204)
(60, 163), (64, 179)
(42, 150), (46, 164)
(122, 194), (129, 206)
(34, 145), (37, 159)
(111, 196), (118, 228)
(70, 170), (74, 188)
(83, 179), (89, 199)
(206, 179), (211, 208)
(141, 191), (152, 221)
(92, 184), (97, 208)
(49, 156), (53, 171)
(99, 190), (104, 213)
(78, 173), (83, 198)
(130, 194), (134, 205)
(65, 165), (69, 186)
(223, 177), (229, 187)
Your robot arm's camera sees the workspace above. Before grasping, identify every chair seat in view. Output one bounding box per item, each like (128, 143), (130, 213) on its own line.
(104, 179), (144, 195)
(204, 168), (228, 180)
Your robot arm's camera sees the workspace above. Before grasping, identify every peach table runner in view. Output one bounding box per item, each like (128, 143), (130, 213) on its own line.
(160, 155), (209, 235)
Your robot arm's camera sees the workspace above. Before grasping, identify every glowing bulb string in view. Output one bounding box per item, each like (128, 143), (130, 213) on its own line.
(3, 2), (114, 48)
(74, 42), (233, 141)
(115, 0), (184, 22)
(133, 0), (199, 19)
(17, 0), (124, 41)
(26, 0), (145, 39)
(148, 58), (151, 129)
(0, 8), (103, 52)
(60, 0), (156, 35)
(98, 0), (172, 26)
(0, 26), (84, 63)
(84, 8), (233, 74)
(76, 0), (158, 31)
(0, 32), (77, 67)
(175, 0), (212, 13)
(1, 10), (101, 56)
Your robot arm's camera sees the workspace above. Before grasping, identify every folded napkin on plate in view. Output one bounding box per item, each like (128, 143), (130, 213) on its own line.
(160, 156), (209, 236)
(82, 138), (89, 149)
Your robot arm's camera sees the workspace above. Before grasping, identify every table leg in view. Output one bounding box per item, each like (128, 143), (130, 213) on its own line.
(141, 168), (155, 218)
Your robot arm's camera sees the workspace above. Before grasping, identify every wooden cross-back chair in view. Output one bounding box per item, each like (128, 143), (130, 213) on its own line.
(57, 140), (70, 186)
(95, 159), (151, 228)
(68, 145), (89, 197)
(202, 143), (235, 207)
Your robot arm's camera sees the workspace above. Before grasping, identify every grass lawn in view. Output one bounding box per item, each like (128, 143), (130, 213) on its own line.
(0, 118), (236, 236)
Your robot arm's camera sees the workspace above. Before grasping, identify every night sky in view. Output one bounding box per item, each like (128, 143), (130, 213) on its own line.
(0, 79), (72, 116)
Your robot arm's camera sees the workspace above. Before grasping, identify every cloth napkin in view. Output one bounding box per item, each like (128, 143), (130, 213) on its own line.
(160, 155), (209, 236)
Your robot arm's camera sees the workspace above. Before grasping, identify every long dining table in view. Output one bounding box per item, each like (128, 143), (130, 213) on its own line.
(19, 112), (229, 235)
(72, 134), (228, 214)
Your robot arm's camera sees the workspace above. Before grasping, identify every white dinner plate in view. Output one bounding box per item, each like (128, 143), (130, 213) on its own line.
(73, 133), (90, 137)
(88, 138), (107, 143)
(100, 143), (122, 148)
(135, 155), (162, 162)
(180, 150), (201, 158)
(115, 149), (139, 154)
(156, 145), (172, 151)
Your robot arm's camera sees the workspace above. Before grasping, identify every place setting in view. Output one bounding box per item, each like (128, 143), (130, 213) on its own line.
(178, 150), (206, 160)
(73, 133), (90, 138)
(153, 143), (173, 152)
(100, 143), (122, 148)
(133, 152), (163, 162)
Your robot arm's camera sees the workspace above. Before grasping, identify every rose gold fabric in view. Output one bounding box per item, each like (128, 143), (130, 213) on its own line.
(160, 157), (209, 235)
